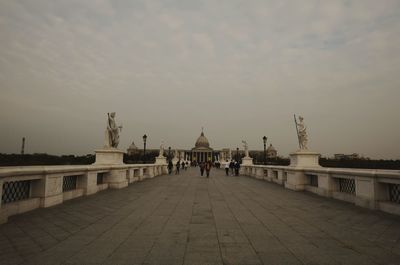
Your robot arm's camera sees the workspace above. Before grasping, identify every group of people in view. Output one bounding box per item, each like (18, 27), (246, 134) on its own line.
(167, 160), (189, 175)
(168, 159), (240, 178)
(198, 161), (213, 178)
(225, 160), (240, 176)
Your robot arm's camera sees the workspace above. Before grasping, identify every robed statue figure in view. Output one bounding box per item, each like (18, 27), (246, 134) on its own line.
(104, 112), (123, 148)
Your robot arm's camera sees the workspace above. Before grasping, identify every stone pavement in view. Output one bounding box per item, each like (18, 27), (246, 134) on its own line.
(1, 168), (400, 265)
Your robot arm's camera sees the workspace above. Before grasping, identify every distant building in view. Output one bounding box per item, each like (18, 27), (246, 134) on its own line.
(266, 144), (278, 159)
(191, 129), (214, 163)
(127, 141), (139, 156)
(334, 153), (360, 160)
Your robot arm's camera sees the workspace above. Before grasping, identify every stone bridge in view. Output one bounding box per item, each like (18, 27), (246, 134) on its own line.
(1, 167), (400, 265)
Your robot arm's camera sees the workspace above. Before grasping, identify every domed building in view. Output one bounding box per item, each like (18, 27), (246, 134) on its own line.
(266, 144), (278, 159)
(191, 129), (214, 162)
(127, 141), (139, 156)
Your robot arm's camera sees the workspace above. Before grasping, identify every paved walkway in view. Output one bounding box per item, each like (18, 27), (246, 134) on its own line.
(1, 168), (400, 265)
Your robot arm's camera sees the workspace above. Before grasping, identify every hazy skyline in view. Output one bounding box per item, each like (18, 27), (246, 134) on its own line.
(1, 1), (400, 159)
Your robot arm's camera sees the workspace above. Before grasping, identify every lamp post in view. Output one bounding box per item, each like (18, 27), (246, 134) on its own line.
(236, 147), (239, 163)
(263, 136), (267, 165)
(142, 134), (147, 163)
(168, 146), (171, 162)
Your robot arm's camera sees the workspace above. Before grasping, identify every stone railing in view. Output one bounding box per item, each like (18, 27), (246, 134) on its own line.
(0, 163), (168, 223)
(240, 164), (400, 216)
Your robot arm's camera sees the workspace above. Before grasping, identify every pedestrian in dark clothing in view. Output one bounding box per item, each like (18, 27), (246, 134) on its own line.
(229, 160), (235, 176)
(181, 161), (185, 170)
(175, 160), (180, 175)
(199, 162), (205, 176)
(234, 161), (240, 176)
(168, 160), (173, 174)
(205, 160), (212, 178)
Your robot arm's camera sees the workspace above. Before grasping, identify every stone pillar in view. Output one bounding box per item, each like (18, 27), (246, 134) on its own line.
(355, 176), (378, 209)
(32, 174), (63, 208)
(139, 168), (144, 181)
(285, 151), (321, 191)
(80, 172), (98, 195)
(0, 179), (6, 224)
(315, 173), (334, 197)
(105, 169), (128, 189)
(255, 168), (264, 179)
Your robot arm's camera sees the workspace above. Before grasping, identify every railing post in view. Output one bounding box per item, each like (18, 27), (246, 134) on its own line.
(105, 169), (128, 189)
(0, 179), (6, 224)
(314, 173), (334, 197)
(81, 172), (98, 195)
(355, 176), (378, 209)
(31, 174), (63, 208)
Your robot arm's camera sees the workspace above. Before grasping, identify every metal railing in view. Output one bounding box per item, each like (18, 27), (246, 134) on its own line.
(2, 180), (31, 204)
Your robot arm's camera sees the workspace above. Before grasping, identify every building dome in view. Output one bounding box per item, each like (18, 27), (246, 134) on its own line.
(128, 141), (138, 150)
(266, 144), (277, 158)
(266, 144), (276, 152)
(127, 141), (139, 155)
(195, 131), (210, 148)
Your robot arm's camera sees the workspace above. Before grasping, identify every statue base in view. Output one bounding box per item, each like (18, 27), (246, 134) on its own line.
(94, 149), (124, 165)
(241, 157), (253, 166)
(289, 151), (320, 168)
(285, 150), (320, 191)
(155, 156), (167, 165)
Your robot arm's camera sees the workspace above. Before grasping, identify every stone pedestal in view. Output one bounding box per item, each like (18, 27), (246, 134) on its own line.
(94, 149), (126, 189)
(241, 157), (253, 166)
(289, 151), (320, 168)
(285, 151), (320, 191)
(94, 149), (124, 165)
(155, 156), (167, 165)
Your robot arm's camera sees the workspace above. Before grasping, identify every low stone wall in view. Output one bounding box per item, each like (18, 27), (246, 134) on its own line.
(0, 163), (168, 224)
(240, 165), (400, 216)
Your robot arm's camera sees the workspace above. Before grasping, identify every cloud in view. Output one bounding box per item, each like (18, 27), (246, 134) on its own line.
(0, 0), (399, 158)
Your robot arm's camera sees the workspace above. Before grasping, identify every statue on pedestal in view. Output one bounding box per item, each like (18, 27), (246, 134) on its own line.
(158, 141), (165, 157)
(242, 140), (249, 157)
(104, 112), (122, 148)
(294, 115), (308, 150)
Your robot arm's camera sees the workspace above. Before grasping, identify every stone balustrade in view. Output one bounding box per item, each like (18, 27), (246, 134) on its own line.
(0, 163), (168, 224)
(240, 165), (400, 216)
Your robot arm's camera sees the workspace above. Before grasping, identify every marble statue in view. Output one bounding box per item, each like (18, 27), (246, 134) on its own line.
(297, 116), (308, 150)
(104, 112), (122, 148)
(159, 141), (165, 157)
(242, 140), (249, 157)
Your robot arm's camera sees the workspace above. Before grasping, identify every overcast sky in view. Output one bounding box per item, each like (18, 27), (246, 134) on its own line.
(0, 0), (399, 159)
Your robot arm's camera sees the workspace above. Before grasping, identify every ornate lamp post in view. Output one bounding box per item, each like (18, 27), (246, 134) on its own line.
(263, 136), (267, 165)
(236, 147), (239, 162)
(142, 134), (147, 163)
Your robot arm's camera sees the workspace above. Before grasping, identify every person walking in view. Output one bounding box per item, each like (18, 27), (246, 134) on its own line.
(175, 160), (180, 175)
(229, 160), (235, 176)
(181, 161), (185, 170)
(205, 160), (212, 178)
(184, 161), (188, 170)
(168, 160), (173, 175)
(199, 162), (205, 176)
(234, 161), (240, 176)
(224, 160), (230, 176)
